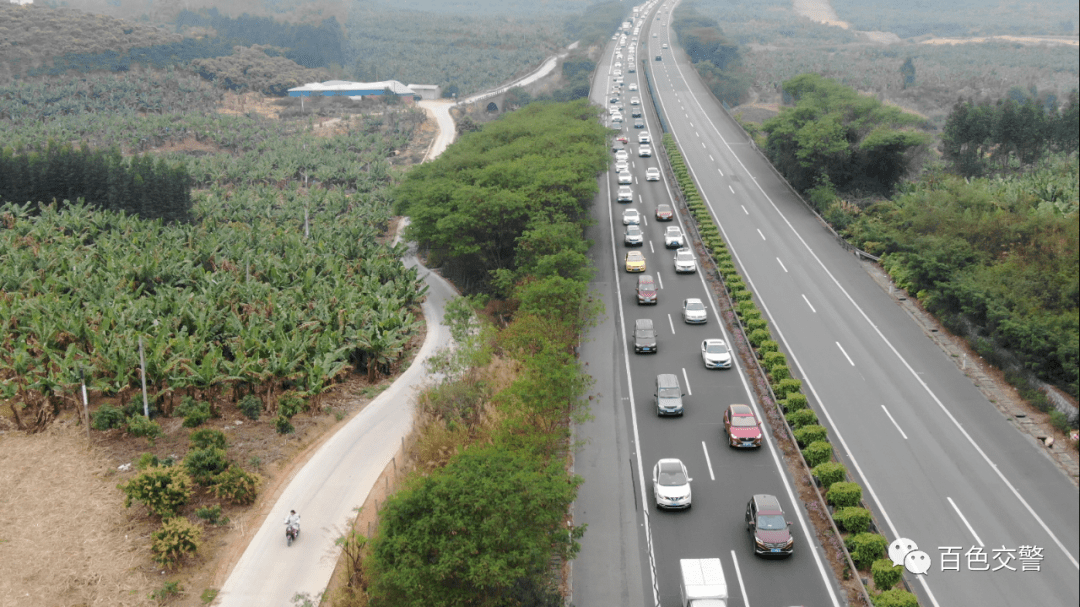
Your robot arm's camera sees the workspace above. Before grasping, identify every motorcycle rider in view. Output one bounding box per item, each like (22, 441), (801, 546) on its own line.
(284, 509), (301, 539)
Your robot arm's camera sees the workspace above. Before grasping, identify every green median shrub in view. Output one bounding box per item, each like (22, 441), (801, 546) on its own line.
(811, 461), (846, 489)
(834, 506), (872, 533)
(151, 517), (202, 568)
(872, 589), (919, 607)
(786, 408), (818, 430)
(782, 392), (808, 411)
(736, 299), (755, 314)
(773, 378), (802, 399)
(757, 340), (779, 356)
(763, 351), (786, 370)
(119, 466), (193, 519)
(733, 289), (754, 303)
(748, 328), (771, 348)
(746, 318), (769, 333)
(827, 481), (863, 509)
(770, 365), (792, 381)
(803, 440), (833, 467)
(872, 559), (903, 591)
(845, 532), (889, 570)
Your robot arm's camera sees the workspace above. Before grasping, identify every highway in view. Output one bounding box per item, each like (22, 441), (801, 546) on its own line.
(575, 2), (841, 606)
(575, 1), (1079, 606)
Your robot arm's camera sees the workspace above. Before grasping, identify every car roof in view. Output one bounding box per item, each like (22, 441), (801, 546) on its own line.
(730, 404), (754, 416)
(627, 251), (644, 259)
(752, 494), (784, 514)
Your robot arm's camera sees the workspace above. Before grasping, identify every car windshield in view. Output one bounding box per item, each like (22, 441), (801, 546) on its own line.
(658, 387), (680, 398)
(731, 416), (757, 427)
(706, 342), (728, 354)
(657, 205), (671, 214)
(639, 280), (654, 289)
(677, 252), (694, 261)
(627, 226), (641, 234)
(686, 301), (704, 311)
(757, 514), (787, 530)
(637, 329), (655, 338)
(657, 468), (687, 486)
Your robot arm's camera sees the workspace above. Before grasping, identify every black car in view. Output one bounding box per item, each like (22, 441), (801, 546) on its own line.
(633, 318), (657, 353)
(634, 119), (645, 129)
(632, 109), (643, 118)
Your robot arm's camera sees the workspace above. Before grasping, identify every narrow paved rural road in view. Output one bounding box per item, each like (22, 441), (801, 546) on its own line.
(215, 235), (458, 607)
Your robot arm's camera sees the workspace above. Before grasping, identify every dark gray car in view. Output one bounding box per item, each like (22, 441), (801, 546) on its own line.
(634, 318), (657, 353)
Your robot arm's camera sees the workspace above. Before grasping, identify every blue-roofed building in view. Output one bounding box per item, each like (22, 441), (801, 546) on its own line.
(287, 80), (421, 101)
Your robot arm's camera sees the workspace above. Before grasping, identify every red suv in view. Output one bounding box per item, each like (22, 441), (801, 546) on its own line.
(746, 494), (793, 557)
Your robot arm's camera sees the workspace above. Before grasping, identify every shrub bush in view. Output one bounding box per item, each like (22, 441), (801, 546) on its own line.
(774, 378), (802, 399)
(184, 447), (229, 486)
(757, 339), (779, 356)
(811, 461), (846, 488)
(770, 365), (792, 381)
(1049, 410), (1070, 433)
(726, 277), (746, 292)
(872, 559), (903, 591)
(119, 466), (193, 518)
(211, 466), (262, 505)
(746, 318), (769, 333)
(195, 504), (224, 525)
(91, 404), (127, 431)
(733, 289), (754, 303)
(274, 414), (295, 434)
(740, 308), (761, 323)
(135, 452), (160, 470)
(782, 392), (808, 411)
(151, 517), (202, 568)
(176, 397), (212, 428)
(834, 506), (872, 533)
(238, 394), (262, 421)
(786, 408), (818, 430)
(827, 481), (863, 509)
(189, 428), (227, 451)
(803, 440), (833, 467)
(748, 328), (771, 348)
(763, 351), (787, 370)
(126, 415), (162, 443)
(123, 394), (160, 419)
(872, 589), (918, 607)
(845, 532), (889, 570)
(794, 424), (828, 447)
(278, 391), (306, 418)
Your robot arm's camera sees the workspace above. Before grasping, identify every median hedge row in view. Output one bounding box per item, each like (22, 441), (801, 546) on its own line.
(660, 132), (917, 604)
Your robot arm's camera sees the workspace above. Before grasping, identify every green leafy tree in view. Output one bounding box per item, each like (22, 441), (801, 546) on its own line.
(368, 446), (584, 606)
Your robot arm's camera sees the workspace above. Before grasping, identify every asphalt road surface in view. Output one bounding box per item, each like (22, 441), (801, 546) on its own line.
(576, 1), (1078, 606)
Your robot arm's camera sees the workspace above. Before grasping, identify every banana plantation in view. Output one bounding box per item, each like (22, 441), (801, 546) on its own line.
(0, 70), (429, 433)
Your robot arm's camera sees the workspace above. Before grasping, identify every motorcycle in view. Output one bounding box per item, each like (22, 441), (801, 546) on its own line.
(286, 523), (300, 546)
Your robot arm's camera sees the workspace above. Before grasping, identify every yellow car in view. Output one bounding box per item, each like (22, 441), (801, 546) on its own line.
(625, 250), (646, 272)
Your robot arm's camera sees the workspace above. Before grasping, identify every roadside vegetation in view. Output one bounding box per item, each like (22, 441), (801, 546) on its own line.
(328, 100), (608, 606)
(670, 4), (752, 106)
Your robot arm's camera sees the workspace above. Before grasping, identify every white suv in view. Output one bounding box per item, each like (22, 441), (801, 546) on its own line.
(639, 131), (651, 144)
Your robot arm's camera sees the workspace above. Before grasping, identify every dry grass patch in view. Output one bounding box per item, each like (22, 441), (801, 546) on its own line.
(0, 422), (157, 607)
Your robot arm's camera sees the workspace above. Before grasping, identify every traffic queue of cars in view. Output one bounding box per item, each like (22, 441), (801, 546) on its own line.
(608, 3), (793, 559)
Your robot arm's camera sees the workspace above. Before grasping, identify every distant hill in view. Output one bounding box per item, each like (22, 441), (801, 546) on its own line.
(0, 2), (180, 78)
